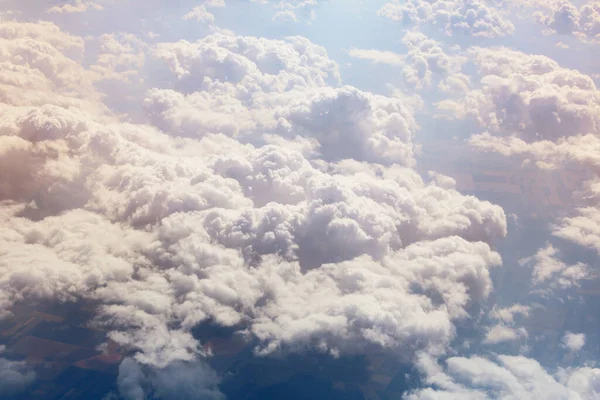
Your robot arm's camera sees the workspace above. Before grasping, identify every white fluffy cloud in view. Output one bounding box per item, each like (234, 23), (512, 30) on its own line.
(552, 181), (600, 254)
(418, 39), (599, 398)
(483, 324), (527, 344)
(118, 357), (223, 400)
(3, 0), (600, 399)
(444, 46), (600, 258)
(562, 332), (586, 353)
(146, 33), (422, 165)
(349, 32), (467, 91)
(466, 132), (600, 256)
(446, 44), (600, 316)
(483, 304), (530, 345)
(535, 1), (600, 41)
(47, 0), (103, 14)
(183, 6), (216, 25)
(406, 353), (600, 399)
(399, 32), (466, 91)
(182, 0), (226, 25)
(379, 0), (515, 38)
(441, 47), (600, 143)
(519, 244), (589, 293)
(0, 15), (510, 394)
(48, 0), (103, 14)
(348, 48), (405, 66)
(489, 304), (530, 325)
(271, 0), (318, 22)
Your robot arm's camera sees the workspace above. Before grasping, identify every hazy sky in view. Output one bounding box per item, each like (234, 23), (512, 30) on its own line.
(0, 0), (600, 399)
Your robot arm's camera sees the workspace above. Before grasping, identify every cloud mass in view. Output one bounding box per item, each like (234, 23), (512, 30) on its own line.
(0, 0), (599, 399)
(0, 7), (510, 395)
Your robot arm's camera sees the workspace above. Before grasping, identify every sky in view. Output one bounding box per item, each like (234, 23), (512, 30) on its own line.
(0, 0), (600, 399)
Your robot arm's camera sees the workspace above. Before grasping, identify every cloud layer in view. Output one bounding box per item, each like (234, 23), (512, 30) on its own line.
(1, 1), (600, 399)
(0, 12), (509, 397)
(379, 0), (515, 38)
(407, 353), (600, 399)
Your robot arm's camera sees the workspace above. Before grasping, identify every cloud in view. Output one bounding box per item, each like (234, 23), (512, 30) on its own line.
(4, 1), (600, 400)
(553, 190), (600, 255)
(535, 1), (600, 41)
(489, 304), (530, 325)
(204, 0), (225, 7)
(150, 33), (340, 92)
(0, 346), (35, 398)
(379, 0), (515, 38)
(47, 0), (103, 14)
(146, 34), (422, 165)
(348, 48), (405, 66)
(91, 33), (147, 84)
(519, 244), (589, 292)
(273, 86), (418, 164)
(0, 14), (513, 391)
(440, 47), (600, 143)
(483, 324), (527, 344)
(273, 9), (299, 23)
(457, 47), (600, 282)
(249, 0), (318, 22)
(246, 237), (503, 356)
(468, 134), (600, 172)
(400, 32), (466, 91)
(273, 0), (318, 22)
(406, 353), (600, 399)
(483, 304), (530, 345)
(466, 134), (600, 256)
(350, 32), (467, 91)
(183, 6), (216, 25)
(117, 357), (223, 400)
(562, 332), (586, 353)
(181, 0), (225, 25)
